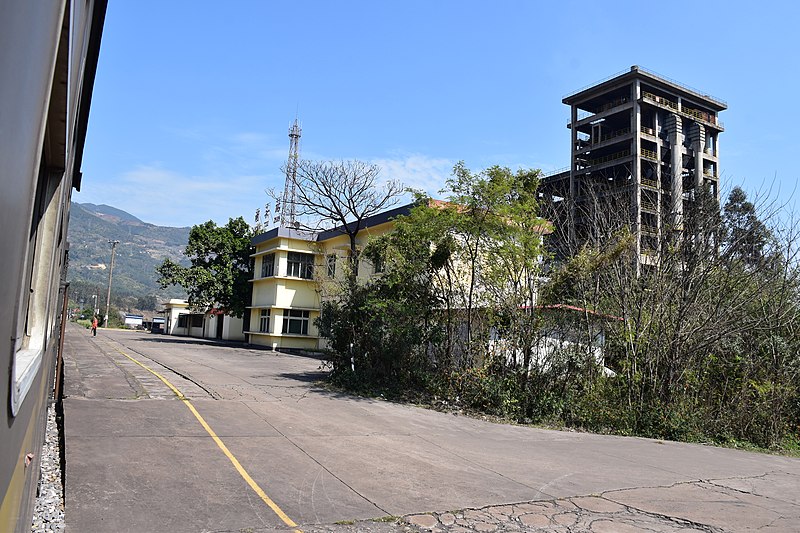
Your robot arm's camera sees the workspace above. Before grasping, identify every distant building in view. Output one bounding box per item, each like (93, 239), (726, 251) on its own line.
(123, 314), (143, 328)
(540, 66), (726, 265)
(160, 298), (244, 341)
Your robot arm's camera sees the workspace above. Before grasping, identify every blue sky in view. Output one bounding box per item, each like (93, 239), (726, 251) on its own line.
(76, 0), (800, 228)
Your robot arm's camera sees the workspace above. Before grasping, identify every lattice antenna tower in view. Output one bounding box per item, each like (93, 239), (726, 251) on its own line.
(280, 119), (302, 227)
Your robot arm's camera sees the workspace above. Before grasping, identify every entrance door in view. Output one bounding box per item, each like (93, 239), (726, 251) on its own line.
(215, 315), (224, 339)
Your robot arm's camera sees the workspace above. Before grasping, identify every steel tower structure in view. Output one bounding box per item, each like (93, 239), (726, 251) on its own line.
(280, 119), (302, 227)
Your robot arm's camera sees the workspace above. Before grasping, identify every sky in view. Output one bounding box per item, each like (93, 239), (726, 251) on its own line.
(76, 0), (800, 228)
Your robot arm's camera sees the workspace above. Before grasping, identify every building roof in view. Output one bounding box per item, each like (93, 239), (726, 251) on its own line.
(563, 65), (727, 112)
(251, 202), (417, 246)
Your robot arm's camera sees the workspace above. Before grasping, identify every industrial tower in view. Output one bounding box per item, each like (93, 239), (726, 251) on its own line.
(279, 119), (302, 228)
(540, 66), (726, 264)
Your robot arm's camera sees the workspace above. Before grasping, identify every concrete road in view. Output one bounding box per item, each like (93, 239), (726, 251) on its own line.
(62, 325), (800, 532)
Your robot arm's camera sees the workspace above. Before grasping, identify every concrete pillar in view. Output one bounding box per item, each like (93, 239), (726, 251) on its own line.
(666, 113), (683, 230)
(691, 123), (705, 189)
(569, 103), (578, 246)
(632, 80), (642, 256)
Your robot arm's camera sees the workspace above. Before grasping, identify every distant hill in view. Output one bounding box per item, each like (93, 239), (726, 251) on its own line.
(67, 202), (191, 310)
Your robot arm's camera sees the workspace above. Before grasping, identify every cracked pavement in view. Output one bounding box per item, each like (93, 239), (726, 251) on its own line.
(63, 326), (800, 532)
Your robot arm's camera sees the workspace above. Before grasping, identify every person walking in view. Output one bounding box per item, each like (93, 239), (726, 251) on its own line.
(91, 316), (98, 336)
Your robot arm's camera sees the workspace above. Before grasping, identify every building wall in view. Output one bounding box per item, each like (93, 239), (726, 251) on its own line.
(247, 217), (398, 351)
(162, 300), (189, 335)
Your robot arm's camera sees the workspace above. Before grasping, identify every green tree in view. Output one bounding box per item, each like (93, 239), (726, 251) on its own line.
(156, 217), (254, 318)
(723, 186), (773, 266)
(318, 163), (550, 393)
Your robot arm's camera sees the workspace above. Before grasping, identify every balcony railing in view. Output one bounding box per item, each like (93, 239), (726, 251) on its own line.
(643, 92), (724, 129)
(576, 96), (631, 122)
(641, 200), (658, 212)
(641, 224), (659, 236)
(640, 126), (655, 136)
(641, 148), (658, 161)
(642, 91), (678, 110)
(599, 127), (630, 143)
(579, 149), (631, 168)
(641, 178), (658, 189)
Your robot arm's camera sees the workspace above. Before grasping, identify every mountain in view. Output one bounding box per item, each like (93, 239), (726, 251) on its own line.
(67, 203), (191, 309)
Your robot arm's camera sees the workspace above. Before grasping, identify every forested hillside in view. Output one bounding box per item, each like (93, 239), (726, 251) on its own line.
(67, 202), (190, 310)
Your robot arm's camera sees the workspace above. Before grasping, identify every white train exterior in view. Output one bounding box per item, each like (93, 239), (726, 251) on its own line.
(0, 1), (107, 530)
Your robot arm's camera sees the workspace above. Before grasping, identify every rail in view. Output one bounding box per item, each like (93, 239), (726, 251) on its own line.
(600, 127), (631, 143)
(576, 96), (630, 122)
(641, 224), (659, 236)
(643, 91), (724, 129)
(641, 200), (658, 211)
(541, 166), (570, 178)
(641, 178), (658, 189)
(642, 91), (678, 111)
(563, 66), (726, 109)
(641, 148), (658, 161)
(640, 126), (655, 136)
(580, 149), (631, 168)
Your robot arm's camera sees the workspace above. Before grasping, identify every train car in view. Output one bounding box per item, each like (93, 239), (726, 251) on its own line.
(0, 1), (107, 530)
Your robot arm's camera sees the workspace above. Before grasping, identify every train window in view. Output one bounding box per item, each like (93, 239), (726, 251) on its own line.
(11, 161), (64, 416)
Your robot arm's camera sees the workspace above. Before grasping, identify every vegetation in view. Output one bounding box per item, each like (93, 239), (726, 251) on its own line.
(317, 162), (800, 453)
(66, 202), (189, 308)
(272, 159), (403, 282)
(156, 217), (254, 318)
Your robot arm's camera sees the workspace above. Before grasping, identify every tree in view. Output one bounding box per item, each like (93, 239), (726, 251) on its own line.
(156, 217), (254, 318)
(281, 159), (403, 282)
(317, 163), (550, 390)
(723, 186), (773, 266)
(542, 186), (800, 447)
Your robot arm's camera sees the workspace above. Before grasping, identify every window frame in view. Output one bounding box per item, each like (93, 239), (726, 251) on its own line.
(260, 253), (275, 278)
(286, 251), (314, 279)
(282, 309), (310, 335)
(259, 309), (270, 333)
(12, 163), (66, 416)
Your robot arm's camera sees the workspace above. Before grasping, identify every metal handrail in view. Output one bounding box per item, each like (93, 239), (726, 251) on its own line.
(542, 166), (571, 178)
(641, 148), (658, 160)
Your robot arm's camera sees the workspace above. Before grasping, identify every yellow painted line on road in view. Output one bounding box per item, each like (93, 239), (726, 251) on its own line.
(113, 346), (302, 533)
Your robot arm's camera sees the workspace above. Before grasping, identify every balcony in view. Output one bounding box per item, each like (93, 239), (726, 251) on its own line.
(641, 177), (658, 189)
(641, 199), (658, 212)
(642, 91), (678, 111)
(640, 126), (656, 136)
(577, 149), (631, 170)
(641, 224), (659, 236)
(640, 148), (658, 161)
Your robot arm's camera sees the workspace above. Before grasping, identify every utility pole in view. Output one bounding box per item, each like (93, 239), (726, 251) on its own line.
(103, 240), (119, 327)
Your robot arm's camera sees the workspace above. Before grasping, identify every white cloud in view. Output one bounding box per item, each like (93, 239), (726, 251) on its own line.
(371, 153), (455, 199)
(76, 164), (277, 228)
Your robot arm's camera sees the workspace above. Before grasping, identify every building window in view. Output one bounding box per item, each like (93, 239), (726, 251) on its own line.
(373, 253), (384, 274)
(287, 252), (314, 279)
(259, 309), (270, 332)
(327, 254), (336, 277)
(282, 310), (309, 335)
(12, 161), (62, 416)
(260, 253), (275, 277)
(191, 314), (204, 328)
(177, 314), (188, 328)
